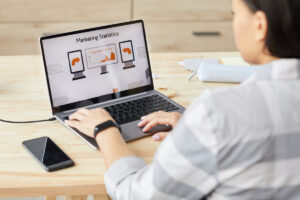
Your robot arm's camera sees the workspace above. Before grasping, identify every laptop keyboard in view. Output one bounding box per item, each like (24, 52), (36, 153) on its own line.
(104, 95), (180, 125)
(63, 94), (180, 125)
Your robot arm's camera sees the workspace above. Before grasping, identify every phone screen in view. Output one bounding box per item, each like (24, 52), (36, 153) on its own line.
(23, 136), (74, 171)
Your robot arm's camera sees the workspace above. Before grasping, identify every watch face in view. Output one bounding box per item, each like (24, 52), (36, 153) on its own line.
(94, 127), (100, 137)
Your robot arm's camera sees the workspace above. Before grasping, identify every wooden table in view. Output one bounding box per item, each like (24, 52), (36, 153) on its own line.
(0, 52), (240, 199)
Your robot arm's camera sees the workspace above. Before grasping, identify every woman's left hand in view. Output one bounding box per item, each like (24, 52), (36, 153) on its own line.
(65, 108), (114, 138)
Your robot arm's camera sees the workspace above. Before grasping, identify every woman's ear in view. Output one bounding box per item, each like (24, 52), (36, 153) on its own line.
(254, 11), (268, 42)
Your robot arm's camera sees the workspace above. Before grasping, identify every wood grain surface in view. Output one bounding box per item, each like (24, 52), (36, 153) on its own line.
(0, 52), (239, 197)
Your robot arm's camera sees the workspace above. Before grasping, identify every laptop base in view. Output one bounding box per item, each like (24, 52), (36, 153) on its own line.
(56, 90), (185, 150)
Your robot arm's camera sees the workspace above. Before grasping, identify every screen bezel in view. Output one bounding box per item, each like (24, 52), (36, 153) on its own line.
(40, 20), (154, 115)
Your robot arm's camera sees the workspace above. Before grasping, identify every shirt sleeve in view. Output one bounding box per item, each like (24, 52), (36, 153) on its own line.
(104, 93), (220, 200)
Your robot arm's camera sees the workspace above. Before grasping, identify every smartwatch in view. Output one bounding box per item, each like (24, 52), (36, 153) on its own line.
(94, 120), (122, 139)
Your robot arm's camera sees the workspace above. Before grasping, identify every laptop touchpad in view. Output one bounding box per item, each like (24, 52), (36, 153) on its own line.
(145, 124), (172, 134)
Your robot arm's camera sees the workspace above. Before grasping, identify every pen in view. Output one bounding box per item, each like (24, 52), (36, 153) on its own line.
(187, 71), (197, 81)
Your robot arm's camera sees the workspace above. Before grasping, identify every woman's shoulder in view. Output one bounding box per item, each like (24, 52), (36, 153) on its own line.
(185, 82), (273, 136)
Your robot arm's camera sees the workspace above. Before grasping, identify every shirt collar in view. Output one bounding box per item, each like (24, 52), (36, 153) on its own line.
(250, 59), (300, 81)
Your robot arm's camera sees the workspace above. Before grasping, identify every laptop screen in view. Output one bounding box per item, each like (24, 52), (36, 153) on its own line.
(41, 20), (153, 114)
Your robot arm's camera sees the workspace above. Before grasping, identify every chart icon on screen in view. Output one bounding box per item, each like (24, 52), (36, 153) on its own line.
(119, 40), (135, 70)
(85, 44), (118, 75)
(68, 50), (86, 81)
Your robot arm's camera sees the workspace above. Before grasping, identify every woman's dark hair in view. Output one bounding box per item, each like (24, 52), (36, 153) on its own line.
(243, 0), (300, 58)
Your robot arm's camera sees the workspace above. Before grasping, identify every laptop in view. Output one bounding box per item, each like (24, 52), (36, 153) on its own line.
(40, 20), (185, 149)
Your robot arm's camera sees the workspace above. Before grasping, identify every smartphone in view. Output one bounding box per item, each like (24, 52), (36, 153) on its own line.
(22, 136), (74, 172)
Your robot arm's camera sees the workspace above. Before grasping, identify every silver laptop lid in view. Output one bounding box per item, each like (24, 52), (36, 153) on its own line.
(40, 20), (154, 115)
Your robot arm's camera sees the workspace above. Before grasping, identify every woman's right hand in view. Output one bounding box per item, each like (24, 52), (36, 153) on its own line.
(138, 111), (182, 141)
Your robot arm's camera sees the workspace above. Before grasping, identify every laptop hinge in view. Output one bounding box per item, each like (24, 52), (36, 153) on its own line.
(63, 91), (151, 114)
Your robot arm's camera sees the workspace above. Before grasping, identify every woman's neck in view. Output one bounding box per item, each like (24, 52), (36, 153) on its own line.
(251, 49), (279, 65)
(258, 54), (279, 65)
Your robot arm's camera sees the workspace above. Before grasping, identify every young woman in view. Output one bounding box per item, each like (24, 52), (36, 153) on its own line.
(66, 0), (300, 199)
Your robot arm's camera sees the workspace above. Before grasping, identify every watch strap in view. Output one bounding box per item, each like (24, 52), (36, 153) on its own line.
(94, 120), (121, 139)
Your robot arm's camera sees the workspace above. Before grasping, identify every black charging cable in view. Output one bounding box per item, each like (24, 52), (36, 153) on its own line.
(0, 117), (56, 124)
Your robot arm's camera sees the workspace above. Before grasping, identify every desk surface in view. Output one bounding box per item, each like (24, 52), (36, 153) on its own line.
(0, 52), (240, 197)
